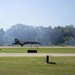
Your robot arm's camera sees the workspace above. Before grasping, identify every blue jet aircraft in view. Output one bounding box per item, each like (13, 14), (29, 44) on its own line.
(12, 39), (40, 47)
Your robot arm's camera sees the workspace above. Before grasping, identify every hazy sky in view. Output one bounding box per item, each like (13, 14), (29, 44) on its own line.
(0, 0), (75, 30)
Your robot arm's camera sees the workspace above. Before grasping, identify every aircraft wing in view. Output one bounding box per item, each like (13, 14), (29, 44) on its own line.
(24, 41), (40, 44)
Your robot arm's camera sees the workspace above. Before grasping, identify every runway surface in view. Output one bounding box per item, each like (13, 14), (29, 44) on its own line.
(0, 53), (75, 57)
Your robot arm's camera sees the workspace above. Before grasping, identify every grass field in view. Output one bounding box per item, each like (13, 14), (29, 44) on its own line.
(0, 46), (75, 53)
(0, 57), (75, 75)
(0, 46), (75, 75)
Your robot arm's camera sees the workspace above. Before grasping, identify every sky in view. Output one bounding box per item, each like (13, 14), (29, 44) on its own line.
(0, 0), (75, 30)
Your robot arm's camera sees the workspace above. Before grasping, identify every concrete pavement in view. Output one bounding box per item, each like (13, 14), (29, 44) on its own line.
(0, 53), (75, 57)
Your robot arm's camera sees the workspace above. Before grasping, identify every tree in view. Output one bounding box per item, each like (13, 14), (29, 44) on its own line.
(0, 28), (5, 46)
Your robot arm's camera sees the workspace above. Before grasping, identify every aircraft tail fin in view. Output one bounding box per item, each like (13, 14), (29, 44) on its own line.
(12, 39), (24, 47)
(13, 39), (24, 47)
(15, 39), (21, 44)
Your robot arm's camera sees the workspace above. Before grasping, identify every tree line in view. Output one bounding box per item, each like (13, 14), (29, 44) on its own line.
(0, 24), (75, 46)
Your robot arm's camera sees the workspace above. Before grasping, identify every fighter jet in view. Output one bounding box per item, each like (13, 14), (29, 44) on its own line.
(12, 39), (40, 47)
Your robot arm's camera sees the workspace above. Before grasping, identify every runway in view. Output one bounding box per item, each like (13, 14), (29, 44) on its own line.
(0, 53), (75, 57)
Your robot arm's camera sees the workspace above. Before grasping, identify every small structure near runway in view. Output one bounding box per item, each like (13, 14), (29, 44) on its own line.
(46, 55), (56, 64)
(46, 55), (49, 63)
(27, 50), (37, 53)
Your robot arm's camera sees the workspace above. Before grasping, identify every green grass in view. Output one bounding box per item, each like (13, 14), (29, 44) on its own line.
(0, 47), (75, 53)
(0, 57), (75, 75)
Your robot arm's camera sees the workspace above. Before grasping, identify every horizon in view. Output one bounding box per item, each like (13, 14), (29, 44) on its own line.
(0, 23), (74, 31)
